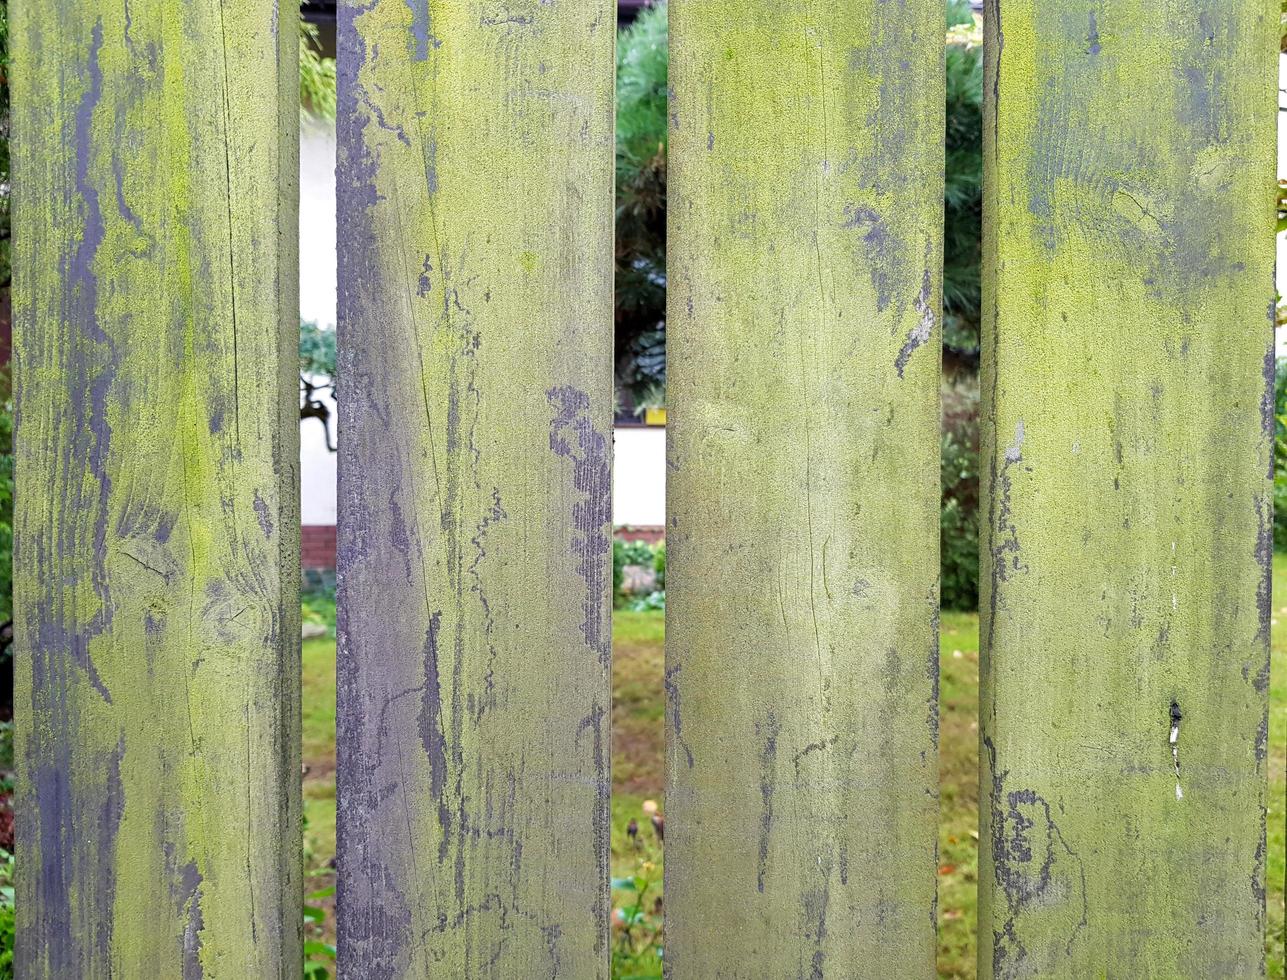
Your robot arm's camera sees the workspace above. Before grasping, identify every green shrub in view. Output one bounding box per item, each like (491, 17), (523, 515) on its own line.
(628, 591), (665, 613)
(300, 19), (337, 123)
(612, 538), (664, 607)
(0, 847), (12, 979)
(0, 368), (11, 625)
(615, 2), (669, 406)
(1275, 358), (1287, 550)
(301, 574), (337, 638)
(943, 0), (984, 361)
(613, 541), (625, 599)
(0, 368), (12, 713)
(941, 381), (980, 611)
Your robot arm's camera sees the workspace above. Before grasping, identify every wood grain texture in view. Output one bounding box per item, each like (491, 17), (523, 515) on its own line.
(980, 3), (1275, 976)
(335, 2), (614, 975)
(665, 3), (943, 975)
(12, 2), (301, 976)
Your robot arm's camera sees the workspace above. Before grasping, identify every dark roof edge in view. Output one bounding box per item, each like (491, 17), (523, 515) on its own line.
(302, 1), (651, 25)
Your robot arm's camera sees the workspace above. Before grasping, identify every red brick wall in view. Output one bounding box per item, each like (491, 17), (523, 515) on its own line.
(615, 525), (665, 545)
(301, 524), (336, 570)
(303, 523), (663, 569)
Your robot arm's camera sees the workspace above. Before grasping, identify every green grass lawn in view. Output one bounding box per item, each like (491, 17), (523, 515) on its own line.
(301, 576), (1287, 977)
(937, 608), (982, 978)
(301, 635), (337, 871)
(1265, 555), (1287, 979)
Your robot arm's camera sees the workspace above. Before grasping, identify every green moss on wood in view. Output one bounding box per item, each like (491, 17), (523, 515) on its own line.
(335, 1), (615, 974)
(665, 2), (944, 974)
(980, 3), (1275, 975)
(12, 3), (301, 975)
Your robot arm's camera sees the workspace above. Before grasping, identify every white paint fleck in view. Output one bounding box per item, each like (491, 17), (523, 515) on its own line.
(1005, 421), (1025, 463)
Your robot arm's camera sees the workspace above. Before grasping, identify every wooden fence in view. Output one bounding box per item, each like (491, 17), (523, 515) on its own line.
(11, 1), (1275, 977)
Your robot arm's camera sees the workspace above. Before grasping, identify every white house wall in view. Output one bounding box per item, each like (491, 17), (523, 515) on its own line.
(298, 119), (666, 534)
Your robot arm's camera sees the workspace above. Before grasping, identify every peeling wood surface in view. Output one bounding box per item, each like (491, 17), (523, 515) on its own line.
(665, 2), (944, 974)
(335, 1), (615, 975)
(980, 3), (1275, 975)
(12, 2), (301, 976)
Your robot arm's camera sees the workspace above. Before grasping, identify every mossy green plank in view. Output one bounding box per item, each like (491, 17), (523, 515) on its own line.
(335, 1), (614, 975)
(666, 2), (944, 974)
(980, 3), (1275, 975)
(12, 2), (301, 977)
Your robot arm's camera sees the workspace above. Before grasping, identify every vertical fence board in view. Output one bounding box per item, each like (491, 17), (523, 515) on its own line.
(980, 3), (1275, 975)
(12, 3), (300, 976)
(335, 2), (614, 975)
(666, 3), (944, 974)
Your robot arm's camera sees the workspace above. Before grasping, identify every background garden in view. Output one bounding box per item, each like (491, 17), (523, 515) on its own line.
(0, 3), (1282, 978)
(294, 5), (1286, 977)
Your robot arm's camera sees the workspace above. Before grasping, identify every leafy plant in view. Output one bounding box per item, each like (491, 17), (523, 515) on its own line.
(628, 591), (665, 613)
(612, 801), (664, 979)
(619, 539), (656, 568)
(300, 18), (337, 123)
(0, 848), (12, 979)
(302, 882), (337, 980)
(939, 0), (984, 610)
(1275, 359), (1287, 551)
(300, 808), (336, 979)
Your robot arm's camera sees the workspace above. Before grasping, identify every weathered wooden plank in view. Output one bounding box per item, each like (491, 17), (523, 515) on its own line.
(980, 3), (1275, 975)
(12, 2), (300, 976)
(335, 2), (614, 975)
(666, 3), (944, 974)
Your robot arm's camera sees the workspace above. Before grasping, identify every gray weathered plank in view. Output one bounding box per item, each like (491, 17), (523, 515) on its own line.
(979, 2), (1276, 975)
(666, 2), (945, 974)
(13, 2), (301, 975)
(335, 1), (615, 975)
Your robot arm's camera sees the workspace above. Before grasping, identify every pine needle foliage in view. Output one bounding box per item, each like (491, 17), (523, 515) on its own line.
(615, 3), (669, 408)
(944, 0), (984, 365)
